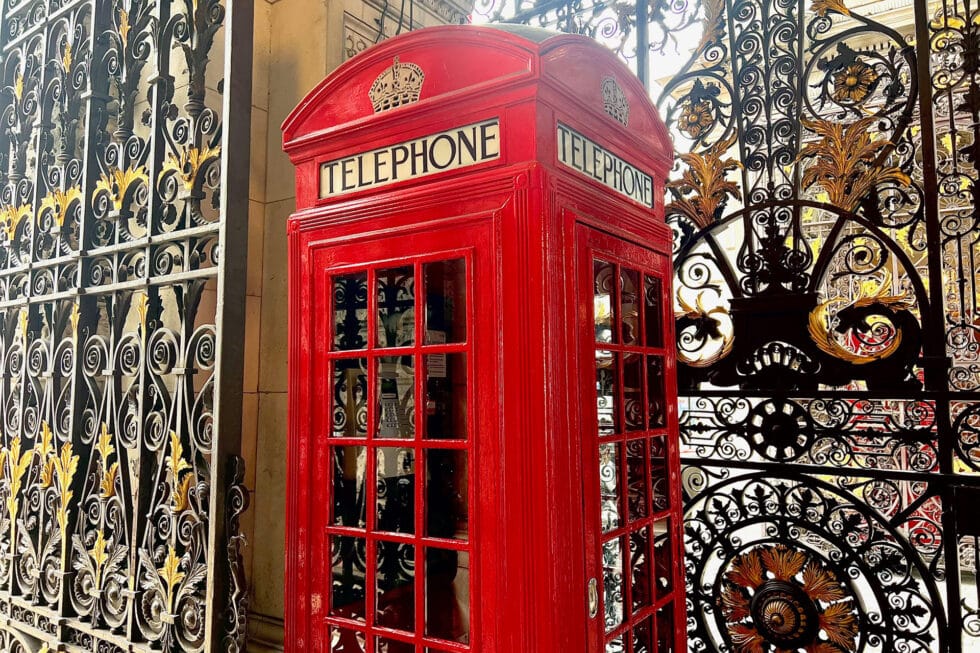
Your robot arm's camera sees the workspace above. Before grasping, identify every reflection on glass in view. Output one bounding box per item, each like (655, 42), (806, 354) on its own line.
(426, 450), (468, 540)
(333, 358), (368, 438)
(376, 448), (415, 534)
(605, 635), (624, 653)
(330, 627), (366, 652)
(425, 353), (466, 439)
(375, 542), (415, 632)
(624, 353), (643, 431)
(331, 535), (366, 621)
(599, 442), (621, 533)
(654, 519), (673, 600)
(425, 258), (467, 344)
(425, 548), (470, 643)
(377, 266), (416, 348)
(333, 272), (368, 351)
(647, 355), (666, 429)
(594, 260), (616, 344)
(650, 436), (670, 513)
(644, 275), (663, 348)
(621, 268), (641, 346)
(630, 527), (651, 613)
(603, 536), (624, 632)
(633, 616), (653, 653)
(376, 637), (412, 653)
(626, 439), (647, 521)
(596, 352), (619, 435)
(332, 446), (366, 528)
(377, 356), (415, 438)
(657, 603), (675, 653)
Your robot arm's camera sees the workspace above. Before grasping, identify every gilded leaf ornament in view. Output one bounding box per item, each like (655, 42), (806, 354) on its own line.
(811, 0), (850, 15)
(13, 74), (23, 101)
(161, 145), (221, 191)
(62, 41), (73, 72)
(798, 117), (910, 212)
(39, 186), (82, 229)
(118, 8), (131, 46)
(159, 546), (186, 611)
(666, 132), (742, 229)
(94, 166), (149, 211)
(1, 203), (33, 241)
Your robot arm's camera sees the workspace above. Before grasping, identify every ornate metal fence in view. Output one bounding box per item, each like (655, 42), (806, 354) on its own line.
(474, 1), (980, 651)
(0, 0), (251, 648)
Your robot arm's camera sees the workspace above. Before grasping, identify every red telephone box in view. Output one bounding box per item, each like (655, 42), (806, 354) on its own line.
(282, 25), (683, 653)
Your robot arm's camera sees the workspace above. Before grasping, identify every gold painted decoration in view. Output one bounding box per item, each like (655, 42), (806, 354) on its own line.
(811, 0), (850, 15)
(831, 62), (878, 104)
(13, 74), (23, 101)
(675, 289), (735, 367)
(62, 41), (73, 71)
(39, 186), (82, 229)
(1, 203), (33, 241)
(721, 544), (858, 653)
(94, 166), (149, 211)
(678, 100), (715, 139)
(160, 144), (221, 191)
(808, 273), (912, 365)
(666, 132), (742, 228)
(798, 116), (910, 212)
(118, 8), (131, 45)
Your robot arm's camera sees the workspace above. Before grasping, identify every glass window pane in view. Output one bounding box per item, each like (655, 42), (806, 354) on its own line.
(644, 275), (663, 348)
(376, 447), (415, 535)
(332, 445), (366, 528)
(424, 353), (466, 439)
(376, 542), (415, 632)
(647, 355), (666, 429)
(333, 358), (368, 438)
(376, 637), (413, 653)
(425, 258), (466, 344)
(594, 260), (616, 344)
(605, 636), (624, 653)
(599, 442), (621, 533)
(621, 268), (640, 345)
(630, 527), (651, 613)
(331, 535), (366, 621)
(624, 353), (643, 431)
(654, 519), (674, 600)
(634, 616), (654, 653)
(596, 351), (619, 436)
(426, 449), (468, 540)
(330, 627), (366, 652)
(333, 272), (368, 351)
(602, 537), (624, 633)
(377, 266), (416, 347)
(377, 356), (415, 438)
(425, 548), (470, 643)
(650, 436), (671, 514)
(626, 438), (648, 521)
(656, 603), (675, 653)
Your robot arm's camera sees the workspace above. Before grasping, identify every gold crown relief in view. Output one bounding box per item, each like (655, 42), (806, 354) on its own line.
(369, 56), (425, 113)
(601, 77), (629, 126)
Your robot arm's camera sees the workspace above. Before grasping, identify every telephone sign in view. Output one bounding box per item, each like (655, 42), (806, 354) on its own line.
(283, 24), (684, 653)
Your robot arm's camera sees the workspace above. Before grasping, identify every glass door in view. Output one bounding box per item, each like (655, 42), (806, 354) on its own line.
(313, 222), (491, 653)
(577, 224), (685, 653)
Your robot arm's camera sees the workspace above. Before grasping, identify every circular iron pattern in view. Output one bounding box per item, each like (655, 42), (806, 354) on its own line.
(746, 399), (814, 462)
(749, 580), (819, 648)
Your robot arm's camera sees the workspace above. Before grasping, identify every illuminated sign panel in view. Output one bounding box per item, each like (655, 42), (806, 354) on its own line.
(556, 122), (654, 208)
(319, 119), (500, 197)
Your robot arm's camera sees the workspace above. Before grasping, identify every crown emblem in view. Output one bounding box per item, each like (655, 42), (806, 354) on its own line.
(601, 77), (629, 126)
(369, 56), (425, 113)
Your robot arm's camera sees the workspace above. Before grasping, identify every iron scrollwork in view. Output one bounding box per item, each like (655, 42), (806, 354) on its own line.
(0, 0), (248, 646)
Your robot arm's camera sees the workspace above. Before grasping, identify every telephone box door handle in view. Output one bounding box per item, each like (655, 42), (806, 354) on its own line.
(588, 578), (599, 618)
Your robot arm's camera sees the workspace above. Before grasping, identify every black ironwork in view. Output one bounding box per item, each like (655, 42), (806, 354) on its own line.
(472, 0), (980, 650)
(0, 0), (251, 647)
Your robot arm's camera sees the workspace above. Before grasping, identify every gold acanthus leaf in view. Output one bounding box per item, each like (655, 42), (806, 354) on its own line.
(89, 529), (109, 571)
(761, 544), (806, 581)
(1, 203), (33, 241)
(95, 166), (148, 211)
(666, 132), (742, 229)
(118, 8), (131, 46)
(726, 549), (764, 589)
(96, 422), (115, 462)
(36, 421), (55, 460)
(100, 462), (119, 498)
(173, 472), (193, 512)
(159, 546), (186, 608)
(70, 302), (81, 335)
(798, 116), (911, 212)
(62, 41), (73, 72)
(39, 186), (82, 228)
(160, 145), (221, 190)
(135, 292), (149, 330)
(801, 560), (846, 602)
(167, 430), (191, 481)
(819, 600), (859, 649)
(812, 0), (850, 15)
(13, 74), (23, 101)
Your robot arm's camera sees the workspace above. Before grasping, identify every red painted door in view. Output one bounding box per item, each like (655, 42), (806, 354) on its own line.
(311, 219), (493, 653)
(577, 223), (686, 653)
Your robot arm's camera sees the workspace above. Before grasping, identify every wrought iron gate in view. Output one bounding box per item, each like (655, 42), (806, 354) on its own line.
(0, 0), (251, 648)
(474, 0), (980, 651)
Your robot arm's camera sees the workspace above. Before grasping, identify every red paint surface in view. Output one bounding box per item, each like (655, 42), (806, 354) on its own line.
(283, 25), (683, 653)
